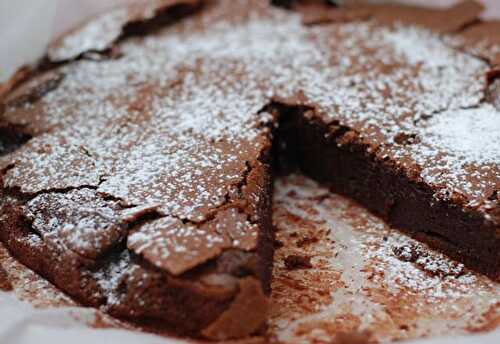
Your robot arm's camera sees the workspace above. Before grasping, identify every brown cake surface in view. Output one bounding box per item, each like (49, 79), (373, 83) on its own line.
(0, 0), (499, 340)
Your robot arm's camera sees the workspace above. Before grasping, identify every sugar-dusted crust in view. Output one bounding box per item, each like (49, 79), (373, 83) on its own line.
(0, 0), (499, 340)
(449, 20), (500, 66)
(0, 1), (276, 339)
(47, 0), (204, 62)
(273, 106), (499, 279)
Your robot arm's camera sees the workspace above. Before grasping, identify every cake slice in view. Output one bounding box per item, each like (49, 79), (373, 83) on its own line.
(0, 0), (498, 340)
(0, 1), (276, 339)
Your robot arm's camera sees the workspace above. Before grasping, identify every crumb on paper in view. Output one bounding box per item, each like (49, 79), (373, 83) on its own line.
(284, 254), (313, 270)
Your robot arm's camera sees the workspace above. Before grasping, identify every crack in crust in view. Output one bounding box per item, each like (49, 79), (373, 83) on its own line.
(48, 0), (204, 63)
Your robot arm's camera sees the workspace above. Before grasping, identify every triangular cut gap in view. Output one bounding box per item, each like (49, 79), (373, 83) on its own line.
(265, 101), (349, 177)
(266, 102), (307, 176)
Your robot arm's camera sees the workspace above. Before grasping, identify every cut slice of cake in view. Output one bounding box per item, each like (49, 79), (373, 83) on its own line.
(0, 1), (276, 339)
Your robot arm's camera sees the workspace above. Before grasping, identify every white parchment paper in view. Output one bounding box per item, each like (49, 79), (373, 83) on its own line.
(0, 0), (56, 82)
(0, 292), (185, 344)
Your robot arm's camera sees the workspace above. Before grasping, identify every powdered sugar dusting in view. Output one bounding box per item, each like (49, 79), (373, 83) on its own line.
(128, 208), (258, 275)
(0, 175), (498, 342)
(421, 105), (500, 165)
(1, 0), (498, 278)
(128, 216), (227, 274)
(92, 250), (133, 307)
(3, 134), (103, 193)
(389, 104), (500, 203)
(48, 7), (129, 62)
(25, 189), (163, 260)
(26, 189), (123, 256)
(3, 0), (493, 217)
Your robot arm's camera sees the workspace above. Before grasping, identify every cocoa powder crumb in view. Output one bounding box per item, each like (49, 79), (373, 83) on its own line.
(393, 244), (465, 278)
(394, 132), (419, 145)
(284, 255), (312, 270)
(334, 330), (374, 344)
(274, 239), (285, 249)
(296, 236), (319, 248)
(0, 265), (13, 291)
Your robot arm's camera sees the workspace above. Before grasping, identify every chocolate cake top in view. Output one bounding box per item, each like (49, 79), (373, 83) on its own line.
(1, 0), (499, 275)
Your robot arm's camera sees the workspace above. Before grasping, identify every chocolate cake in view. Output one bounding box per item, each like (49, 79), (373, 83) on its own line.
(0, 0), (499, 340)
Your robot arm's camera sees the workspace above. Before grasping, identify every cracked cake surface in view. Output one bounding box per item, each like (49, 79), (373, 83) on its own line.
(0, 0), (499, 340)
